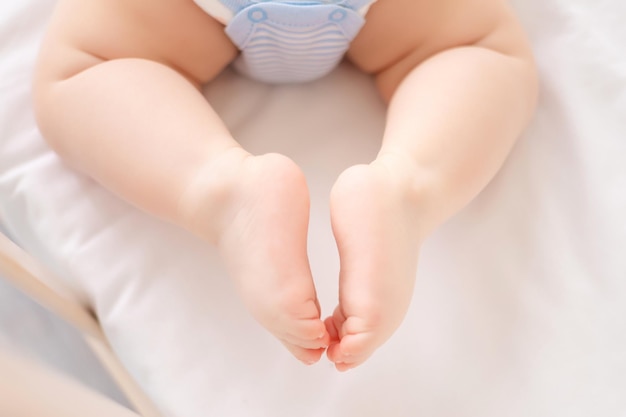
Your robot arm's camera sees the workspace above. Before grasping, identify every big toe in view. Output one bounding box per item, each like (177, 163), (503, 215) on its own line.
(328, 332), (379, 371)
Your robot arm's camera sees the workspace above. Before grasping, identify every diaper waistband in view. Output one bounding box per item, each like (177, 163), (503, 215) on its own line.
(194, 0), (377, 24)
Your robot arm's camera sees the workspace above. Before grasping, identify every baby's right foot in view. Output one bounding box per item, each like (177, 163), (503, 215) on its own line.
(180, 149), (329, 364)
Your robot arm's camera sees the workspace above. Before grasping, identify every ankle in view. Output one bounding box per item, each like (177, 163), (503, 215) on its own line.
(372, 152), (439, 237)
(177, 147), (250, 243)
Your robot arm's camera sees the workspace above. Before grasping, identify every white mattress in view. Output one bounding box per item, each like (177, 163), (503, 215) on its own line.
(2, 1), (626, 416)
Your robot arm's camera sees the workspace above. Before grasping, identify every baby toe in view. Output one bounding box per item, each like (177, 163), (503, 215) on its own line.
(286, 317), (327, 341)
(324, 316), (340, 344)
(328, 332), (377, 368)
(281, 341), (325, 365)
(281, 332), (329, 350)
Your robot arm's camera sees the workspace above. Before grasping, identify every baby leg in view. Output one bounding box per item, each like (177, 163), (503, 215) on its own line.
(326, 0), (539, 370)
(33, 0), (329, 364)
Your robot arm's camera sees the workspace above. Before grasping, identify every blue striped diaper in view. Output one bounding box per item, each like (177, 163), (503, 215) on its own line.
(194, 0), (375, 83)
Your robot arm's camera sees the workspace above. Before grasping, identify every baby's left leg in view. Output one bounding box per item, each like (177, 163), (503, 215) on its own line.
(326, 0), (539, 370)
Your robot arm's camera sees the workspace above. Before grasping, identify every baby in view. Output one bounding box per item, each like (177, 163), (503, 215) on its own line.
(33, 0), (538, 371)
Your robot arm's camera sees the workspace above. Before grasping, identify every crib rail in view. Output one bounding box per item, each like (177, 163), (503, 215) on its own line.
(0, 230), (162, 417)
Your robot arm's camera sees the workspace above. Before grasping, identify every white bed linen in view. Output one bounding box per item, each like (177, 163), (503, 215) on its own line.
(1, 0), (626, 416)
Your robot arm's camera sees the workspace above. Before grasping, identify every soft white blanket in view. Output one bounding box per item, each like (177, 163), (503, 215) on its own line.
(1, 0), (625, 416)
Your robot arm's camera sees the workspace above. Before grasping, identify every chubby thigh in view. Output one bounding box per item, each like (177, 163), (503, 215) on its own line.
(38, 0), (520, 88)
(349, 0), (529, 96)
(36, 0), (238, 86)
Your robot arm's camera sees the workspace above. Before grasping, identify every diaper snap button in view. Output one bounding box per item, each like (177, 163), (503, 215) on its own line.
(329, 9), (347, 22)
(248, 7), (268, 23)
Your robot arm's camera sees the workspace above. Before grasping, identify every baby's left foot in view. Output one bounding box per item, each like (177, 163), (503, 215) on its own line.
(326, 155), (424, 371)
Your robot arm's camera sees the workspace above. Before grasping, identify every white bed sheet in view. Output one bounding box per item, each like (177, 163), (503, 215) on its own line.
(2, 1), (626, 416)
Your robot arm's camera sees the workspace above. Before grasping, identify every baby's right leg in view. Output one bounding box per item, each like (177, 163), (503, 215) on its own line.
(33, 0), (329, 364)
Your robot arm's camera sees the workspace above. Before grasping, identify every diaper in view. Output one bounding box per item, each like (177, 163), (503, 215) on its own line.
(193, 0), (377, 83)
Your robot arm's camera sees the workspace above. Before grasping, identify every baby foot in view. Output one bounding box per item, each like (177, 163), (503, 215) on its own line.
(180, 149), (329, 364)
(326, 156), (423, 371)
